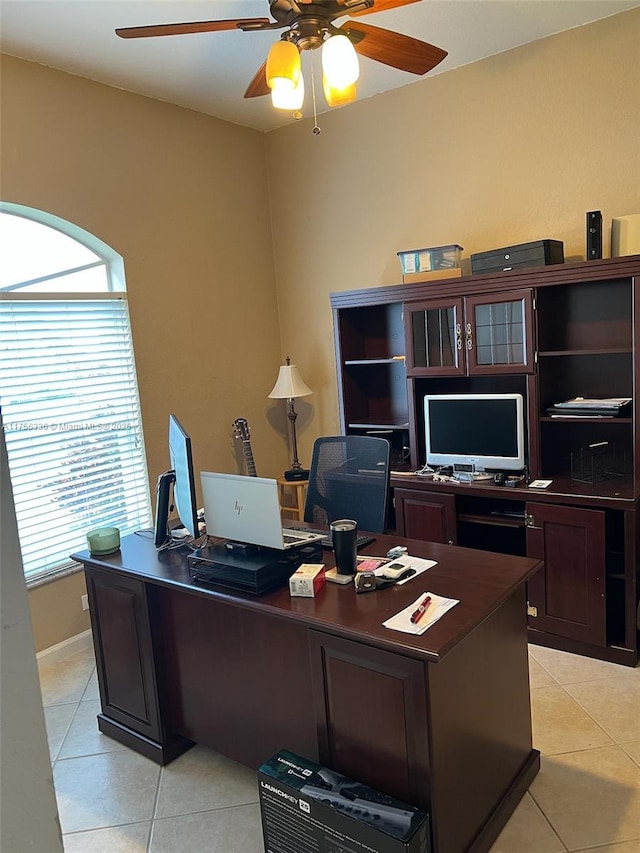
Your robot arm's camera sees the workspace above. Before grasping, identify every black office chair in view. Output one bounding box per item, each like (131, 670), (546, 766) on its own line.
(303, 435), (391, 533)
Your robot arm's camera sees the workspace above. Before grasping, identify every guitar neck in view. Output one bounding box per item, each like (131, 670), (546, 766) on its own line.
(233, 419), (257, 477)
(242, 440), (257, 477)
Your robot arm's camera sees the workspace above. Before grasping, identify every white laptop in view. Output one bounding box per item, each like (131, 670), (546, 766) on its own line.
(200, 472), (324, 551)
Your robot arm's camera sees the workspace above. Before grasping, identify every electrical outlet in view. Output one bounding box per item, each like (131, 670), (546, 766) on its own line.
(81, 594), (89, 612)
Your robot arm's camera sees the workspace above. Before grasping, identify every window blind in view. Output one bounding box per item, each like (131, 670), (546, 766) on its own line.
(1, 298), (151, 581)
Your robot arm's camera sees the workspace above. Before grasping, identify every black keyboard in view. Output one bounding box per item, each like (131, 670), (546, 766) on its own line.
(294, 528), (376, 551)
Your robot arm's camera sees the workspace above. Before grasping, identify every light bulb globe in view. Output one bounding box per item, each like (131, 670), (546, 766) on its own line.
(322, 35), (359, 89)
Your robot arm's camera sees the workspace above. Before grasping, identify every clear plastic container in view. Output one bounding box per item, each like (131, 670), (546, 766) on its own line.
(397, 244), (463, 274)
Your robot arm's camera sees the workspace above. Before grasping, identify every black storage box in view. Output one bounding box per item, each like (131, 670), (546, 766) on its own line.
(471, 239), (564, 274)
(259, 750), (430, 853)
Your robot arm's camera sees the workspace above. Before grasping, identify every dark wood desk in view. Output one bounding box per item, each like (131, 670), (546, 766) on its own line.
(74, 532), (542, 853)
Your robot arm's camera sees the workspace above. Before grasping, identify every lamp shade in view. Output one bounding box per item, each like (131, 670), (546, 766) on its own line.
(322, 34), (359, 89)
(266, 40), (301, 91)
(271, 72), (305, 110)
(322, 75), (357, 107)
(269, 361), (312, 399)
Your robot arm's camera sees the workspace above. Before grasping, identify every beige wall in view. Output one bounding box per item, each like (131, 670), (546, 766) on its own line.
(2, 8), (638, 649)
(1, 55), (287, 649)
(266, 8), (640, 463)
(28, 572), (90, 652)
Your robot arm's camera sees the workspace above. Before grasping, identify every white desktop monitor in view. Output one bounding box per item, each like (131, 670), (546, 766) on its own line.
(424, 392), (526, 473)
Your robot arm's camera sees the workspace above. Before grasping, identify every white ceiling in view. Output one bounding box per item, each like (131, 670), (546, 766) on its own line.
(2, 0), (638, 132)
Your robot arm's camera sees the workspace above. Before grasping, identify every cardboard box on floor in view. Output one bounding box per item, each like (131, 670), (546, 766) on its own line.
(258, 749), (430, 853)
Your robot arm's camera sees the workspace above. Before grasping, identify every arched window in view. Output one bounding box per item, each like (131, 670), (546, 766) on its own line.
(0, 203), (151, 583)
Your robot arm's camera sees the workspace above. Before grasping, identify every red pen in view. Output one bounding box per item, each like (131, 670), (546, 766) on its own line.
(410, 595), (432, 624)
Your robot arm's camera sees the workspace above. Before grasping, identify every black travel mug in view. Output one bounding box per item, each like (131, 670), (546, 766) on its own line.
(330, 519), (358, 576)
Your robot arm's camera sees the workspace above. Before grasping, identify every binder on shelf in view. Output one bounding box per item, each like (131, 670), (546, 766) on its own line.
(547, 397), (631, 418)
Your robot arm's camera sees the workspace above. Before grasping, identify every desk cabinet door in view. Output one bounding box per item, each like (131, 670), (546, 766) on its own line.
(85, 567), (163, 741)
(526, 503), (606, 645)
(395, 488), (457, 544)
(308, 631), (430, 809)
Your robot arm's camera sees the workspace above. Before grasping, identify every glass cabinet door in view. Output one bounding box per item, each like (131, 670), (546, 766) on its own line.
(465, 290), (534, 374)
(405, 298), (465, 375)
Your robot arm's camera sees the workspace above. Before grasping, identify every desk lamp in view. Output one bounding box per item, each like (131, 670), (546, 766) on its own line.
(269, 357), (312, 481)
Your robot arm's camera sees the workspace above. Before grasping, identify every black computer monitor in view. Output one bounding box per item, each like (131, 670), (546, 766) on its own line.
(153, 414), (199, 547)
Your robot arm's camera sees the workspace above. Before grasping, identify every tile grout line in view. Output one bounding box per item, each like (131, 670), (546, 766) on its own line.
(147, 755), (164, 852)
(558, 679), (638, 747)
(46, 662), (96, 767)
(52, 699), (84, 766)
(525, 790), (569, 852)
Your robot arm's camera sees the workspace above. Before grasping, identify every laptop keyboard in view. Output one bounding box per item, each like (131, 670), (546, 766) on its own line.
(291, 528), (376, 551)
(282, 533), (310, 545)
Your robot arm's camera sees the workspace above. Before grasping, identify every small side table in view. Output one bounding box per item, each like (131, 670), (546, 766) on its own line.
(277, 477), (308, 522)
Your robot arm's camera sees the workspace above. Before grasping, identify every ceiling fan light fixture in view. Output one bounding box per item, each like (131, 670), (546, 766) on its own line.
(266, 40), (301, 91)
(322, 75), (357, 107)
(321, 34), (359, 89)
(271, 73), (305, 110)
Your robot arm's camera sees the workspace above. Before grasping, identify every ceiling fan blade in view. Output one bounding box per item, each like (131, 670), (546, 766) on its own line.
(115, 19), (271, 39)
(244, 62), (271, 99)
(341, 20), (447, 75)
(341, 0), (423, 17)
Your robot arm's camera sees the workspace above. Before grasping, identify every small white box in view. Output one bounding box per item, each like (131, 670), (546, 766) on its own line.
(611, 214), (640, 257)
(289, 563), (325, 597)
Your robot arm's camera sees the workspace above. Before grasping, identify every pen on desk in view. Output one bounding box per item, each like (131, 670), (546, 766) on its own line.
(410, 595), (432, 624)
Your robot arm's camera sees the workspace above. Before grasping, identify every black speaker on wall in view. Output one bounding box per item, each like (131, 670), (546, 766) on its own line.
(586, 210), (603, 260)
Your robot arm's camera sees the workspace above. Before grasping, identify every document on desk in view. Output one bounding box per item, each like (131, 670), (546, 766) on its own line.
(372, 554), (437, 584)
(383, 592), (459, 635)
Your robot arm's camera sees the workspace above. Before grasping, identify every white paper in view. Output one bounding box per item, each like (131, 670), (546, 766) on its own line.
(373, 554), (437, 585)
(383, 591), (459, 635)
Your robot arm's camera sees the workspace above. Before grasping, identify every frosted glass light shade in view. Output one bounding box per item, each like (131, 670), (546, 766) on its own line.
(322, 75), (357, 107)
(266, 40), (301, 91)
(269, 363), (312, 399)
(322, 35), (359, 89)
(271, 73), (305, 110)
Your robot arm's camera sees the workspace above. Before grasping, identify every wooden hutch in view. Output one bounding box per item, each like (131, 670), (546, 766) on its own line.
(331, 255), (639, 665)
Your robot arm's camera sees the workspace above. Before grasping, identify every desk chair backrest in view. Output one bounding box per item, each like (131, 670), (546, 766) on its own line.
(303, 435), (391, 534)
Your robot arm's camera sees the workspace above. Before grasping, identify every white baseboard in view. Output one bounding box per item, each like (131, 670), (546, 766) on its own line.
(37, 629), (94, 666)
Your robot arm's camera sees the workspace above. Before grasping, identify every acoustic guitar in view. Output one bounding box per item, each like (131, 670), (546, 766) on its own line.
(233, 418), (257, 477)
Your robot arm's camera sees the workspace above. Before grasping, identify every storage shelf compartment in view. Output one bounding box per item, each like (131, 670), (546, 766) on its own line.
(538, 352), (632, 415)
(457, 517), (526, 556)
(338, 303), (406, 362)
(343, 359), (408, 429)
(536, 279), (632, 352)
(410, 374), (529, 478)
(540, 420), (633, 482)
(458, 513), (525, 529)
(347, 425), (410, 469)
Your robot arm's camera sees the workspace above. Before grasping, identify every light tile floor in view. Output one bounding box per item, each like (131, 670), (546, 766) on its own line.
(39, 643), (640, 852)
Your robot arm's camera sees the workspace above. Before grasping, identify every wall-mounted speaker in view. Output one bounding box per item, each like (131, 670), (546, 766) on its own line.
(586, 210), (603, 260)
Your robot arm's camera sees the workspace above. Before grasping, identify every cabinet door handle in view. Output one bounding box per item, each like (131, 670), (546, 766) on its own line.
(466, 322), (473, 350)
(454, 322), (462, 350)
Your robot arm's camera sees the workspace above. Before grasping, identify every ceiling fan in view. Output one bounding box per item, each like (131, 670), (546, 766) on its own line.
(116, 0), (448, 102)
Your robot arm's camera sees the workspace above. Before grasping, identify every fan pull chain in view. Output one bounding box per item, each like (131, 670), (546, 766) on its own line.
(310, 51), (321, 135)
